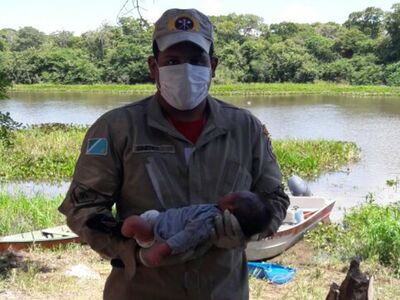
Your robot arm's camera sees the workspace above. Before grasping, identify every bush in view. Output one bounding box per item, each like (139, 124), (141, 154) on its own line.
(348, 55), (384, 85)
(307, 200), (400, 277)
(321, 59), (354, 83)
(385, 62), (400, 86)
(0, 112), (22, 147)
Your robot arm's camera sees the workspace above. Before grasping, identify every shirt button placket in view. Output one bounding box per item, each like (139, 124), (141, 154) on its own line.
(187, 147), (197, 203)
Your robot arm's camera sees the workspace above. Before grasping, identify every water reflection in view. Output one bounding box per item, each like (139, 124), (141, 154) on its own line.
(1, 181), (70, 197)
(2, 92), (146, 125)
(1, 92), (400, 221)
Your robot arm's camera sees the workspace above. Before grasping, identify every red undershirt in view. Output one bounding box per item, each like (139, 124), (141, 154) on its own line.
(169, 115), (207, 144)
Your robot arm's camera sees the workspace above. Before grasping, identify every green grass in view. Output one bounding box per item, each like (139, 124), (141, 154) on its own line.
(0, 124), (360, 181)
(0, 192), (65, 235)
(11, 82), (400, 96)
(307, 200), (400, 277)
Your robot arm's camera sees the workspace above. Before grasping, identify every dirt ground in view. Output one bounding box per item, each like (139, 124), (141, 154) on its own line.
(0, 241), (399, 300)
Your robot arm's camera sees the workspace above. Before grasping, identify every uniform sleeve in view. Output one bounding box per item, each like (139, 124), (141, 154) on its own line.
(58, 116), (137, 278)
(251, 119), (290, 238)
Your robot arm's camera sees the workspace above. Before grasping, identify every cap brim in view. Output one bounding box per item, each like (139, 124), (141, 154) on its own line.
(156, 31), (211, 53)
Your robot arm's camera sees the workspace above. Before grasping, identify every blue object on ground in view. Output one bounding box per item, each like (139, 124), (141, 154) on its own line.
(248, 262), (296, 285)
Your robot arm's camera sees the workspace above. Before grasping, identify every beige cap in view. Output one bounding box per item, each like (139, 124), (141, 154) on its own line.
(153, 8), (214, 53)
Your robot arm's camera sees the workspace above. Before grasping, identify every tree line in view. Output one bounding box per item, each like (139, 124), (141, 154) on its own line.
(0, 3), (400, 86)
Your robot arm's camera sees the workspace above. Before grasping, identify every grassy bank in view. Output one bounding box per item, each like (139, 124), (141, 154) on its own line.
(0, 192), (65, 235)
(11, 82), (400, 96)
(0, 124), (359, 181)
(307, 199), (400, 277)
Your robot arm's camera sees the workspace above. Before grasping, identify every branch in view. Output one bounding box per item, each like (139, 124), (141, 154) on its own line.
(117, 0), (147, 24)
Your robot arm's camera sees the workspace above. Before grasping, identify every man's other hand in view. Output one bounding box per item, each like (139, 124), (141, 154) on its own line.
(211, 210), (246, 249)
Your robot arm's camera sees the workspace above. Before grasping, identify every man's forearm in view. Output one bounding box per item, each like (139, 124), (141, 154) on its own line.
(257, 185), (290, 238)
(58, 182), (138, 278)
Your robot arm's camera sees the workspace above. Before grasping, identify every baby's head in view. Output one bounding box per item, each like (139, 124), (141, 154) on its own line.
(218, 191), (270, 238)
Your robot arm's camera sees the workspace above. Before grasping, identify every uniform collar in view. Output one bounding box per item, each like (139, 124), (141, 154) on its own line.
(147, 93), (232, 141)
(147, 94), (231, 148)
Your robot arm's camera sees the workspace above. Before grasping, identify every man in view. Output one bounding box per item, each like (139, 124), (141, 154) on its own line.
(59, 8), (289, 300)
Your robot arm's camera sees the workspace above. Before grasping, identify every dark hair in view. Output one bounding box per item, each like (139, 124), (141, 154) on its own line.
(230, 192), (271, 238)
(152, 40), (214, 59)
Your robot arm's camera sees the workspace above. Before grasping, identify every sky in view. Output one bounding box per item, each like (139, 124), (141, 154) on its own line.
(0, 0), (398, 35)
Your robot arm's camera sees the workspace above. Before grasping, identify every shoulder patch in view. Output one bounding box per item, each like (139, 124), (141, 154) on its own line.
(86, 138), (108, 156)
(262, 124), (270, 138)
(262, 124), (276, 161)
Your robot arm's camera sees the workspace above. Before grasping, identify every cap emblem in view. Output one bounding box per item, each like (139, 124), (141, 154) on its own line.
(167, 14), (200, 32)
(175, 17), (193, 30)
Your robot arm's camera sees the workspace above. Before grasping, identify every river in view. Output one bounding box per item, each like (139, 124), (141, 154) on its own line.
(1, 91), (400, 221)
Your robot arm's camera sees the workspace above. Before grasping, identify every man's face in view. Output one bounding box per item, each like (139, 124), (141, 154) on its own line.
(148, 41), (218, 84)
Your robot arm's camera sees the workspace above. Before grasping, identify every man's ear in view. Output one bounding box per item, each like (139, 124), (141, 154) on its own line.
(148, 56), (158, 80)
(211, 57), (219, 78)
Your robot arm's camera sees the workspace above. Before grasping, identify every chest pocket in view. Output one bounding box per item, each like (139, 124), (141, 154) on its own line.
(120, 144), (183, 217)
(143, 153), (189, 210)
(219, 160), (252, 197)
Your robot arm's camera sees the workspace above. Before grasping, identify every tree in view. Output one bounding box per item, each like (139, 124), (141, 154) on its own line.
(321, 59), (354, 83)
(49, 31), (77, 48)
(313, 22), (342, 39)
(0, 64), (10, 99)
(38, 48), (101, 84)
(270, 22), (300, 41)
(210, 14), (267, 46)
(347, 55), (384, 85)
(214, 40), (247, 83)
(239, 39), (272, 82)
(267, 40), (318, 83)
(0, 56), (20, 147)
(0, 28), (18, 51)
(13, 27), (46, 51)
(332, 27), (375, 58)
(382, 3), (400, 62)
(103, 41), (149, 83)
(344, 7), (385, 39)
(384, 62), (400, 86)
(304, 34), (337, 62)
(2, 49), (42, 83)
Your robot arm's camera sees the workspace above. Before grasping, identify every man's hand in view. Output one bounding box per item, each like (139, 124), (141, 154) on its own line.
(210, 210), (246, 249)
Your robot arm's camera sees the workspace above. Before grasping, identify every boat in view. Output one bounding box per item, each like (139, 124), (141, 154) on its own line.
(0, 225), (80, 251)
(246, 196), (335, 261)
(1, 196), (334, 256)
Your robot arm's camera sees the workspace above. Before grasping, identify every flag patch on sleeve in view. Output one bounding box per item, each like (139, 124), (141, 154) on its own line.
(86, 138), (108, 156)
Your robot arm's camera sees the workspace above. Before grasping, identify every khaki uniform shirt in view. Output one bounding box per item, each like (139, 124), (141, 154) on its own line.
(59, 94), (289, 300)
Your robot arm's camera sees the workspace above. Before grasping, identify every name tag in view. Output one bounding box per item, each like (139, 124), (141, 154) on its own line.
(132, 144), (175, 153)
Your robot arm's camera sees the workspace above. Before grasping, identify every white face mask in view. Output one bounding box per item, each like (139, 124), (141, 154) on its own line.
(157, 63), (211, 111)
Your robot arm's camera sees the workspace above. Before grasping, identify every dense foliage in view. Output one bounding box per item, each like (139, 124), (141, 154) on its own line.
(307, 198), (400, 277)
(0, 59), (17, 147)
(0, 4), (400, 86)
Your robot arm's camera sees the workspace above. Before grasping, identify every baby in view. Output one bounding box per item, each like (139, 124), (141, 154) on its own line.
(121, 191), (270, 267)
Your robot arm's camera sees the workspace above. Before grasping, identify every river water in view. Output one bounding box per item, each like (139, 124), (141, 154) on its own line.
(1, 92), (400, 221)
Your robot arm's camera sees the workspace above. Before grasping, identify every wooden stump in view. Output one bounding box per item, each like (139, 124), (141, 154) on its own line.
(326, 259), (374, 300)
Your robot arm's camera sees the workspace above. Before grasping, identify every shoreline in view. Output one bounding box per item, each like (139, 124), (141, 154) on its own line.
(10, 83), (400, 96)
